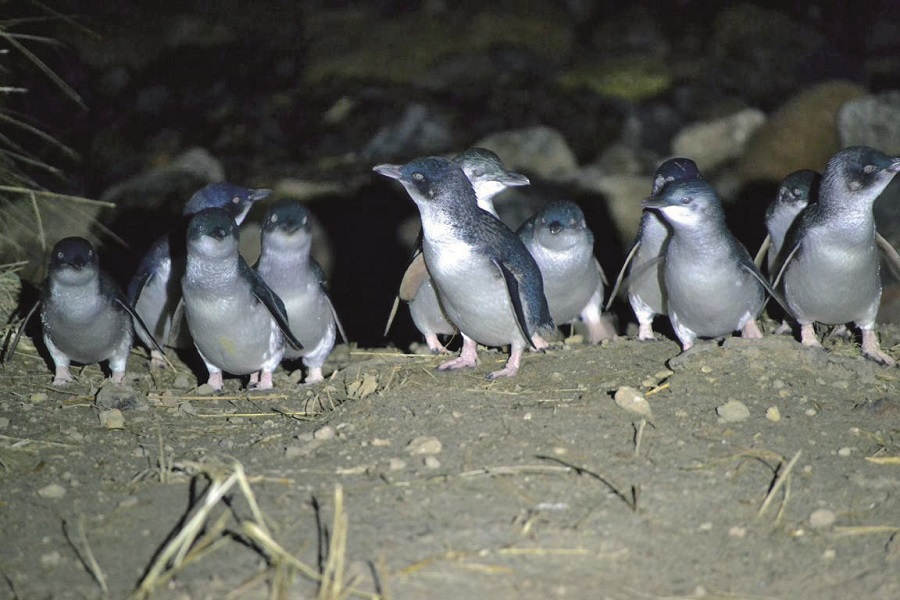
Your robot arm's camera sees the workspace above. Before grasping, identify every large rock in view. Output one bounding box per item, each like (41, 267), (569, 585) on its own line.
(838, 92), (900, 153)
(738, 81), (867, 183)
(671, 108), (766, 174)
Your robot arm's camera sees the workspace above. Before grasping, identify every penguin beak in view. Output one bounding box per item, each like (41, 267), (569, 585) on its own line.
(373, 164), (403, 180)
(210, 226), (228, 240)
(889, 158), (900, 174)
(249, 188), (272, 202)
(642, 197), (665, 210)
(548, 221), (564, 234)
(498, 172), (530, 187)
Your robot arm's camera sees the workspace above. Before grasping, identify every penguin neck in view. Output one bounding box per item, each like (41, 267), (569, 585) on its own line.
(816, 199), (876, 245)
(186, 253), (241, 292)
(49, 273), (103, 315)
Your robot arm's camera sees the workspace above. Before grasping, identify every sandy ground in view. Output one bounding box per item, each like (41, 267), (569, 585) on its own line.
(2, 321), (900, 600)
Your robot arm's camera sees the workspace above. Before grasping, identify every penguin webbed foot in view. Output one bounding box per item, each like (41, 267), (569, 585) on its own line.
(740, 319), (763, 339)
(637, 322), (657, 341)
(437, 337), (478, 372)
(52, 366), (74, 387)
(799, 323), (824, 349)
(248, 370), (274, 390)
(206, 371), (224, 392)
(486, 348), (522, 380)
(861, 329), (896, 366)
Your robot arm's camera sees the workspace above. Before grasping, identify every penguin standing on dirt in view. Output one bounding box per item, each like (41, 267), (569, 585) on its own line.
(374, 156), (553, 379)
(775, 146), (900, 365)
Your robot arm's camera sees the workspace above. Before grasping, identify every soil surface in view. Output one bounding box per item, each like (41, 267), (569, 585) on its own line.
(2, 323), (900, 599)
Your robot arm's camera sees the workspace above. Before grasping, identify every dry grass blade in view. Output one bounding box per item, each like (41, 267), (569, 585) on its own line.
(0, 27), (85, 108)
(0, 186), (115, 208)
(756, 450), (801, 520)
(318, 484), (348, 600)
(63, 515), (109, 596)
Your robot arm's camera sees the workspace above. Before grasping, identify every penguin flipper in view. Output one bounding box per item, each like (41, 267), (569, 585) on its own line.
(876, 232), (900, 281)
(772, 241), (801, 289)
(114, 296), (175, 370)
(2, 299), (40, 365)
(753, 235), (771, 270)
(593, 257), (609, 286)
(605, 240), (641, 310)
(241, 259), (304, 350)
(326, 295), (349, 344)
(398, 252), (428, 302)
(739, 261), (794, 319)
(492, 258), (537, 349)
(384, 295), (401, 337)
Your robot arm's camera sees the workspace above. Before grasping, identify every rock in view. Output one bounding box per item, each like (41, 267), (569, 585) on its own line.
(710, 5), (828, 108)
(37, 483), (67, 499)
(809, 508), (836, 529)
(477, 126), (578, 181)
(194, 383), (217, 396)
(670, 109), (766, 174)
(738, 81), (867, 183)
(766, 406), (781, 422)
(30, 392), (48, 404)
(572, 169), (647, 244)
(406, 436), (442, 456)
(100, 147), (224, 211)
(95, 383), (147, 411)
(837, 92), (900, 153)
(716, 399), (750, 422)
(423, 456), (441, 469)
(360, 103), (454, 162)
(613, 386), (652, 418)
(313, 425), (335, 441)
(0, 417), (8, 430)
(99, 409), (126, 430)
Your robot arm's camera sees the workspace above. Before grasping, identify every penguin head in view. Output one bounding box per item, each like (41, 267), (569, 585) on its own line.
(826, 146), (900, 200)
(776, 169), (819, 207)
(374, 156), (476, 208)
(262, 199), (313, 250)
(531, 201), (591, 251)
(47, 237), (99, 284)
(643, 179), (724, 231)
(651, 158), (701, 197)
(183, 182), (271, 225)
(454, 147), (529, 206)
(186, 207), (239, 259)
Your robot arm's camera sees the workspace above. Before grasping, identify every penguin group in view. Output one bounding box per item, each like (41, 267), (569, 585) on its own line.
(7, 145), (900, 388)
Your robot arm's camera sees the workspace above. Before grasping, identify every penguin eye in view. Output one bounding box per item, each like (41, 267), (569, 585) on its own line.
(412, 172), (424, 182)
(472, 169), (484, 178)
(88, 249), (93, 257)
(271, 214), (278, 223)
(301, 216), (308, 225)
(863, 164), (876, 174)
(232, 196), (240, 204)
(57, 251), (64, 260)
(679, 196), (692, 205)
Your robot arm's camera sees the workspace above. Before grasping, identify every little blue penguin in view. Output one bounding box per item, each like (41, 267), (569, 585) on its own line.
(642, 179), (766, 351)
(776, 146), (900, 365)
(181, 207), (302, 390)
(255, 200), (346, 383)
(129, 183), (270, 366)
(517, 200), (615, 343)
(755, 169), (820, 274)
(611, 158), (702, 341)
(38, 237), (136, 385)
(389, 147), (530, 352)
(374, 156), (553, 379)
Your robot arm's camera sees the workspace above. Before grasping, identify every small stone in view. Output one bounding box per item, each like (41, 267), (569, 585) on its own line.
(96, 384), (146, 411)
(0, 417), (9, 430)
(809, 508), (836, 529)
(805, 408), (817, 417)
(118, 495), (139, 509)
(766, 406), (781, 422)
(31, 392), (48, 404)
(195, 383), (216, 396)
(37, 483), (67, 499)
(523, 412), (532, 421)
(837, 447), (852, 457)
(717, 400), (750, 422)
(564, 334), (584, 345)
(388, 458), (407, 471)
(423, 456), (441, 469)
(613, 386), (652, 418)
(407, 436), (442, 455)
(99, 409), (125, 430)
(41, 550), (62, 567)
(314, 425), (335, 441)
(370, 438), (391, 447)
(728, 526), (747, 539)
(173, 375), (192, 389)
